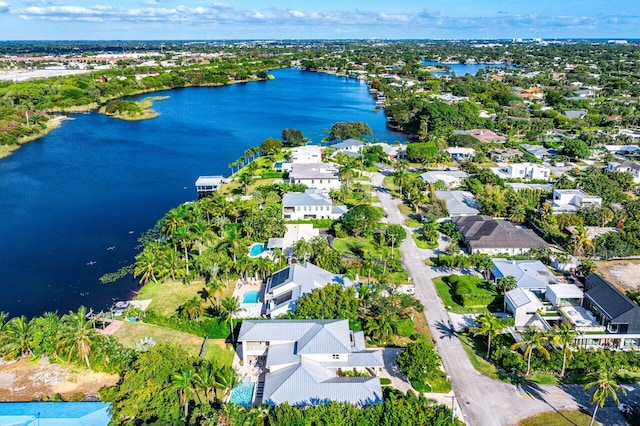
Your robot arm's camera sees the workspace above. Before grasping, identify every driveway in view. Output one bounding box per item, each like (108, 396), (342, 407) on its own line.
(372, 172), (633, 426)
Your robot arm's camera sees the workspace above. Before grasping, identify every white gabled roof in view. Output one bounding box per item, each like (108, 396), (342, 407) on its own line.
(506, 287), (543, 309)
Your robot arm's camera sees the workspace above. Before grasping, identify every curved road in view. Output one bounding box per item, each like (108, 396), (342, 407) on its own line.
(371, 172), (634, 426)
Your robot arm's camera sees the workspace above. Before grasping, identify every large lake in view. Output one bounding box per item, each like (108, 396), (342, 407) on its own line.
(0, 68), (407, 318)
(422, 60), (519, 76)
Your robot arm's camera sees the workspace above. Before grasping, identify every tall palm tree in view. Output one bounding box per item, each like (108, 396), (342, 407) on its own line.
(194, 361), (218, 403)
(573, 225), (594, 257)
(219, 296), (243, 346)
(237, 172), (254, 195)
(550, 323), (577, 378)
(510, 326), (551, 376)
(190, 220), (215, 257)
(583, 366), (627, 426)
(174, 225), (192, 277)
(172, 367), (197, 419)
(1, 316), (33, 358)
(470, 313), (507, 359)
(58, 306), (97, 370)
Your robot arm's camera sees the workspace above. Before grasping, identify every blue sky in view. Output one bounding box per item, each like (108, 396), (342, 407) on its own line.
(0, 1), (636, 40)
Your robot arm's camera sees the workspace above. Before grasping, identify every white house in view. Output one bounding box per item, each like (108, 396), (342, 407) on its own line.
(545, 284), (584, 308)
(265, 263), (353, 318)
(195, 176), (225, 194)
(491, 259), (559, 295)
(330, 139), (364, 155)
(550, 189), (602, 213)
(445, 147), (476, 161)
(289, 163), (342, 193)
(282, 189), (347, 220)
(504, 288), (544, 329)
(603, 145), (640, 156)
(237, 319), (383, 407)
(291, 145), (322, 164)
(503, 163), (551, 181)
(420, 170), (468, 189)
(267, 224), (319, 256)
(606, 160), (640, 184)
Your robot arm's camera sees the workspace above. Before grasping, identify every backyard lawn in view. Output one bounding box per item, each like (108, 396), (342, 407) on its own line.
(113, 321), (234, 365)
(136, 279), (232, 316)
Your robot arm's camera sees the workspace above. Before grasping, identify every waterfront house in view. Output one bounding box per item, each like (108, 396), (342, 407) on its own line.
(289, 163), (342, 193)
(237, 319), (383, 406)
(435, 190), (479, 217)
(282, 189), (347, 220)
(453, 215), (547, 255)
(550, 189), (602, 213)
(265, 262), (353, 318)
(195, 175), (225, 195)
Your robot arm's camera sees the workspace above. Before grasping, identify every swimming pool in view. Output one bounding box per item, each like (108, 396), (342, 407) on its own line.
(229, 382), (255, 406)
(248, 243), (265, 257)
(243, 290), (260, 304)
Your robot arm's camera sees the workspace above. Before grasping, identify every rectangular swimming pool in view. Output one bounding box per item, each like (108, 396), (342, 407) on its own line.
(243, 290), (260, 304)
(229, 382), (255, 406)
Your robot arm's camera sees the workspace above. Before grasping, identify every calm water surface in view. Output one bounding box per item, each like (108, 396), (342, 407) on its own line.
(0, 68), (407, 318)
(422, 60), (519, 76)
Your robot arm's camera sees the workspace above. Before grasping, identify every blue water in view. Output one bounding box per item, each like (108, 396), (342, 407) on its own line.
(248, 243), (265, 257)
(422, 60), (520, 76)
(229, 382), (255, 406)
(0, 68), (408, 318)
(243, 290), (260, 304)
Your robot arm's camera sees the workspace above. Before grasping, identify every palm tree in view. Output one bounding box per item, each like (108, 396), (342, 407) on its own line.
(510, 326), (551, 376)
(1, 316), (33, 358)
(550, 323), (577, 378)
(219, 296), (243, 346)
(58, 306), (97, 370)
(162, 205), (189, 237)
(134, 243), (161, 285)
(470, 313), (507, 359)
(238, 172), (254, 195)
(214, 364), (239, 400)
(181, 297), (205, 320)
(572, 225), (594, 257)
(172, 367), (196, 419)
(293, 238), (312, 262)
(339, 163), (356, 191)
(583, 366), (627, 426)
(190, 220), (215, 257)
(194, 361), (218, 403)
(174, 225), (192, 277)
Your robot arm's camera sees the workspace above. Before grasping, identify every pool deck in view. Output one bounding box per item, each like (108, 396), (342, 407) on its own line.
(95, 319), (124, 336)
(233, 281), (265, 319)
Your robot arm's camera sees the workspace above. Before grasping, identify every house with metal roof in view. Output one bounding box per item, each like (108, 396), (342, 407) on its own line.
(282, 189), (347, 220)
(491, 259), (559, 295)
(584, 274), (640, 335)
(452, 215), (547, 255)
(195, 175), (225, 195)
(237, 319), (383, 407)
(504, 288), (544, 329)
(606, 160), (640, 183)
(265, 263), (353, 318)
(435, 190), (479, 217)
(330, 139), (364, 155)
(289, 163), (342, 193)
(420, 170), (468, 188)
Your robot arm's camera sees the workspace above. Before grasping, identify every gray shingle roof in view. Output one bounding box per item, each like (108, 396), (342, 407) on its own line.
(453, 215), (546, 250)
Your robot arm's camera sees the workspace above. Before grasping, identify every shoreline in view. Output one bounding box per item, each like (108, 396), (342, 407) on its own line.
(0, 72), (281, 159)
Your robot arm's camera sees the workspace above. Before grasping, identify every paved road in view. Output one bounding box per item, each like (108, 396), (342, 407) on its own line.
(371, 172), (633, 426)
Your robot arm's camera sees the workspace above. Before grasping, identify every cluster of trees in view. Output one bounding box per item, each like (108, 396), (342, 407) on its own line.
(0, 55), (284, 147)
(396, 337), (446, 392)
(0, 307), (133, 373)
(328, 121), (372, 141)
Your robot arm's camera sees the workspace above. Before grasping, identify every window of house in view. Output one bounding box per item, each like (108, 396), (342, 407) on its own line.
(332, 354), (340, 360)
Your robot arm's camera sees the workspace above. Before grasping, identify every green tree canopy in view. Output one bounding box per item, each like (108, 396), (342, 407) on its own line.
(328, 121), (372, 141)
(260, 137), (283, 156)
(281, 128), (306, 146)
(340, 205), (384, 237)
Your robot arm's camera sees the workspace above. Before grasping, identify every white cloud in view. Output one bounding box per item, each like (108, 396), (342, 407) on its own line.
(0, 2), (9, 13)
(288, 9), (304, 18)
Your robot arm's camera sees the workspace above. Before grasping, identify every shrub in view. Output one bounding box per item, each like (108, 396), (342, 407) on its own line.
(142, 309), (229, 339)
(396, 319), (415, 337)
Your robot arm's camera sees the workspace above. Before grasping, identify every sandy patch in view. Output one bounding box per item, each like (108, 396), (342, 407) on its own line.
(0, 358), (118, 401)
(596, 260), (640, 292)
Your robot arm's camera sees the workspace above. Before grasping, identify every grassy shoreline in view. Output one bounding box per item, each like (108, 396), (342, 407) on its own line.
(0, 116), (65, 159)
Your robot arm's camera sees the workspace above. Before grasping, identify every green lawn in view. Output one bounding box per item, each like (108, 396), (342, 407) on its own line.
(405, 217), (422, 228)
(433, 276), (492, 314)
(530, 373), (559, 385)
(398, 203), (413, 214)
(114, 321), (233, 365)
(458, 333), (502, 381)
(411, 233), (438, 250)
(136, 280), (209, 316)
(517, 410), (594, 426)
